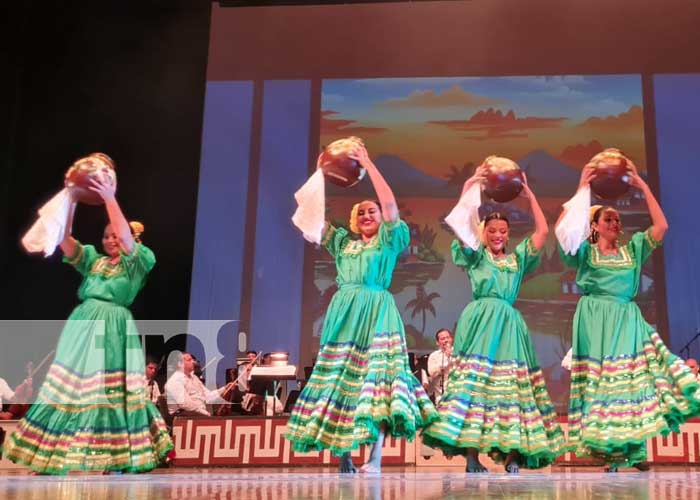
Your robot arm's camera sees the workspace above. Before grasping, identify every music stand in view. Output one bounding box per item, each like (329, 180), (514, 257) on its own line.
(249, 368), (297, 416)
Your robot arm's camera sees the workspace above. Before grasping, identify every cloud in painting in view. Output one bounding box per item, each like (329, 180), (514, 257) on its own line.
(506, 75), (589, 88)
(575, 105), (643, 132)
(376, 85), (504, 109)
(428, 108), (566, 140)
(320, 110), (387, 136)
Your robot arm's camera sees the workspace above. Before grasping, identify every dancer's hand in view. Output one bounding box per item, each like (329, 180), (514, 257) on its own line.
(520, 173), (534, 199)
(88, 172), (117, 201)
(464, 163), (488, 190)
(348, 145), (372, 169)
(628, 170), (648, 190)
(578, 163), (596, 191)
(625, 159), (647, 190)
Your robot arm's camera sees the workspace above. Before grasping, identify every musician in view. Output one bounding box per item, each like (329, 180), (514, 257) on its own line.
(0, 376), (33, 420)
(236, 351), (258, 392)
(193, 355), (205, 383)
(164, 352), (235, 417)
(145, 357), (162, 404)
(216, 351), (260, 416)
(425, 329), (453, 403)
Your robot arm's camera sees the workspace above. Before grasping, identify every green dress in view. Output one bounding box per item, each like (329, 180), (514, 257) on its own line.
(561, 228), (700, 465)
(423, 237), (567, 468)
(3, 242), (173, 474)
(285, 220), (438, 455)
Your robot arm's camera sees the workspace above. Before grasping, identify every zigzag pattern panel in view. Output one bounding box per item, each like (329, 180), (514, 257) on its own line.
(172, 417), (406, 466)
(554, 419), (700, 464)
(172, 417), (700, 467)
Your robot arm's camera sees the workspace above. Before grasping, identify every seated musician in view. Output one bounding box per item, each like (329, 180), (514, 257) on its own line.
(164, 351), (235, 417)
(250, 353), (286, 415)
(144, 356), (162, 404)
(423, 328), (454, 404)
(0, 376), (33, 421)
(216, 351), (260, 416)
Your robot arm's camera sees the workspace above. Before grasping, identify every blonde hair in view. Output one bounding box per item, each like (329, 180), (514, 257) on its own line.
(349, 203), (361, 234)
(129, 221), (145, 243)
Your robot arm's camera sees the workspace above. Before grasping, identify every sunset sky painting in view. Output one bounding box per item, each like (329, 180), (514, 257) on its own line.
(320, 75), (646, 176)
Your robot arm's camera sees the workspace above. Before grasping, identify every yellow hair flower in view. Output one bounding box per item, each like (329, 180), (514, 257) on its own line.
(129, 221), (145, 243)
(589, 205), (603, 224)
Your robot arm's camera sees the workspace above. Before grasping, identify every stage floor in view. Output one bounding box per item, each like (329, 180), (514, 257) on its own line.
(1, 467), (699, 499)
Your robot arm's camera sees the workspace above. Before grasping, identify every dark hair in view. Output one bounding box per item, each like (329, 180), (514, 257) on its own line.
(589, 205), (617, 244)
(145, 356), (161, 367)
(245, 350), (257, 356)
(484, 211), (510, 227)
(435, 328), (453, 341)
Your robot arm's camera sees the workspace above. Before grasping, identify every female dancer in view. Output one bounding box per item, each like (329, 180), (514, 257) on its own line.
(4, 171), (173, 474)
(556, 152), (700, 471)
(285, 143), (438, 473)
(423, 160), (566, 473)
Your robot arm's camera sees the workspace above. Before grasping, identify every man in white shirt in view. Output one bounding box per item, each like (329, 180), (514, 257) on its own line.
(164, 352), (235, 417)
(0, 378), (15, 409)
(0, 376), (33, 420)
(425, 328), (453, 403)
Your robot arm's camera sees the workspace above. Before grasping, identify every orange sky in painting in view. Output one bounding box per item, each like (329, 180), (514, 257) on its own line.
(320, 105), (647, 175)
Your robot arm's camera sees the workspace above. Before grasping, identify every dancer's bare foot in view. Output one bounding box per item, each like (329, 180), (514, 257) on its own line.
(360, 426), (385, 474)
(504, 451), (520, 474)
(359, 463), (381, 474)
(466, 449), (488, 473)
(339, 452), (357, 473)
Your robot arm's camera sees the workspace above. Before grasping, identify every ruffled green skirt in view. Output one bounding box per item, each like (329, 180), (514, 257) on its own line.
(423, 297), (567, 468)
(568, 295), (700, 465)
(3, 298), (173, 474)
(285, 286), (438, 456)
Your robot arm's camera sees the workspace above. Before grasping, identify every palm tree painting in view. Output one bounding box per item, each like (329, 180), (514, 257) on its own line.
(405, 285), (441, 334)
(444, 162), (476, 188)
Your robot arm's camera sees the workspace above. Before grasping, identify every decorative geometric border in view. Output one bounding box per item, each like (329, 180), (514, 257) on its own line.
(172, 416), (408, 466)
(554, 419), (700, 465)
(172, 416), (700, 467)
(3, 416), (698, 469)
